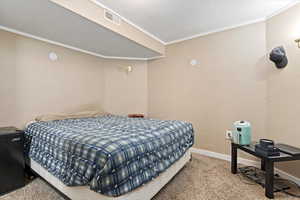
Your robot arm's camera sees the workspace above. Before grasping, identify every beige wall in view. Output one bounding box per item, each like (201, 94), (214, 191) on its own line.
(0, 30), (17, 126)
(266, 4), (300, 177)
(0, 29), (148, 128)
(148, 22), (268, 155)
(103, 59), (148, 116)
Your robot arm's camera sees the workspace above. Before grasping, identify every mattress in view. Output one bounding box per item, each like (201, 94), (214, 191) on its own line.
(24, 115), (194, 197)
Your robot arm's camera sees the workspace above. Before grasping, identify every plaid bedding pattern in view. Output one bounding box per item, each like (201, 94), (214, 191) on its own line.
(24, 115), (194, 197)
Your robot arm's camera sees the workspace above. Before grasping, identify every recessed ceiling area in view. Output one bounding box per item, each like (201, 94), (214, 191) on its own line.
(0, 0), (161, 60)
(95, 0), (298, 43)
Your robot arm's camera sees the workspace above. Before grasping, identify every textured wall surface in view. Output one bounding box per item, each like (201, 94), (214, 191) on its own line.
(148, 22), (268, 155)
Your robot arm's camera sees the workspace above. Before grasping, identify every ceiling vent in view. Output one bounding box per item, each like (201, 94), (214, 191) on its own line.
(104, 10), (121, 25)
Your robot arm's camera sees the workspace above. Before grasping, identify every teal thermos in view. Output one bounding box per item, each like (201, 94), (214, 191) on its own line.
(233, 121), (251, 145)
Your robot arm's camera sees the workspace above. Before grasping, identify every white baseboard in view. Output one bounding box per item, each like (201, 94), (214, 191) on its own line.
(190, 147), (300, 185)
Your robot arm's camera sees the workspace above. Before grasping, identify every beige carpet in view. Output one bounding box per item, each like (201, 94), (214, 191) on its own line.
(0, 154), (297, 200)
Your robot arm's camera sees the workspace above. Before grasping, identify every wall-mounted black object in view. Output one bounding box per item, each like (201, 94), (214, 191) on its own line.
(0, 127), (25, 195)
(269, 46), (288, 69)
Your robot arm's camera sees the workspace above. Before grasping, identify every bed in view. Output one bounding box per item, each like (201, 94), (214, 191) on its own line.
(24, 114), (194, 200)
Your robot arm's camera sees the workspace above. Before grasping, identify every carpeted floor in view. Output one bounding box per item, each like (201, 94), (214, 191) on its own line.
(0, 154), (297, 200)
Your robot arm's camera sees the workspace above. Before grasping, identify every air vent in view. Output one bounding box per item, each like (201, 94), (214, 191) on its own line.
(104, 10), (121, 25)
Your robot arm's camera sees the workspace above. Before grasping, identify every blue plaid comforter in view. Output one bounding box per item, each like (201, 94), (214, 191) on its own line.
(24, 115), (194, 197)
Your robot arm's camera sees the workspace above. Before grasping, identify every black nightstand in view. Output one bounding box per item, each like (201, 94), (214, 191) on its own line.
(0, 127), (25, 195)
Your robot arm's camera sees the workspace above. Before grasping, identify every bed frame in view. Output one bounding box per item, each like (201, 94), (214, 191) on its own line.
(30, 149), (191, 200)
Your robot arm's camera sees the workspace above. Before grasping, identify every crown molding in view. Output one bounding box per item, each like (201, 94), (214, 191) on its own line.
(102, 55), (148, 61)
(266, 0), (300, 20)
(89, 0), (300, 46)
(147, 55), (166, 61)
(165, 18), (266, 45)
(89, 0), (167, 46)
(0, 25), (152, 61)
(165, 1), (300, 45)
(49, 0), (300, 48)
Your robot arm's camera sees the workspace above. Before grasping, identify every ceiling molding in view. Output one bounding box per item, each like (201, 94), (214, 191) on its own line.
(266, 0), (300, 20)
(89, 0), (167, 45)
(165, 18), (266, 45)
(0, 25), (150, 61)
(147, 55), (166, 61)
(90, 0), (299, 46)
(101, 55), (148, 61)
(165, 1), (300, 45)
(164, 0), (300, 45)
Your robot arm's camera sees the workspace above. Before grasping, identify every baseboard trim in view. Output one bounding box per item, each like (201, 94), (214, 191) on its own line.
(190, 147), (300, 185)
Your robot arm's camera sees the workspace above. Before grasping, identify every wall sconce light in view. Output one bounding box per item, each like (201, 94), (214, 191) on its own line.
(126, 66), (133, 73)
(190, 59), (199, 66)
(118, 65), (133, 74)
(296, 39), (300, 48)
(49, 52), (58, 61)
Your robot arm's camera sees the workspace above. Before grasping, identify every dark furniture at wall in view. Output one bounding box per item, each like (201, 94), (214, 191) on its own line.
(231, 143), (300, 199)
(0, 127), (25, 195)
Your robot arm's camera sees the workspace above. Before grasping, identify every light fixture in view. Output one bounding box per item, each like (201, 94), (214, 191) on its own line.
(126, 66), (133, 73)
(190, 59), (199, 66)
(296, 39), (300, 48)
(49, 52), (58, 61)
(117, 65), (133, 74)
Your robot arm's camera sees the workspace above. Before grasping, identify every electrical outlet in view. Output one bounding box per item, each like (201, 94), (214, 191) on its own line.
(225, 130), (232, 140)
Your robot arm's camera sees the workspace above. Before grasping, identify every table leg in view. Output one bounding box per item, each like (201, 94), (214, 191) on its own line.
(231, 143), (237, 174)
(261, 159), (266, 171)
(265, 160), (274, 199)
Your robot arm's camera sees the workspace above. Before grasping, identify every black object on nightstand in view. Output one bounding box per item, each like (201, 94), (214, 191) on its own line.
(0, 127), (25, 195)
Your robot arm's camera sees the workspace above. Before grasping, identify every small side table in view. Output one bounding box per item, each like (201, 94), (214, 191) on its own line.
(231, 143), (300, 199)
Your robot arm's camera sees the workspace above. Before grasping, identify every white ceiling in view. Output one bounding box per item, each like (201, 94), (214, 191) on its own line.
(0, 0), (160, 59)
(95, 0), (298, 43)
